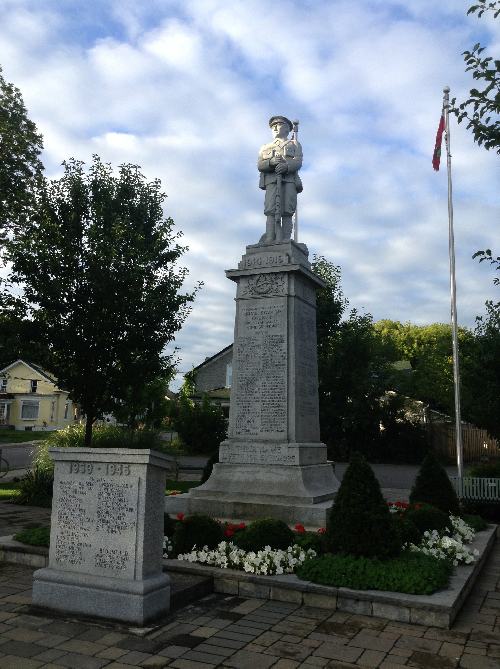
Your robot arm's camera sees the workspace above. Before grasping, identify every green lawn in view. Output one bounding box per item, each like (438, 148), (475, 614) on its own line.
(166, 480), (199, 494)
(0, 481), (21, 500)
(0, 430), (49, 443)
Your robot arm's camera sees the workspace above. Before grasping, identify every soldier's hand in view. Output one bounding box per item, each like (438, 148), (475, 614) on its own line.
(269, 156), (280, 166)
(275, 162), (288, 174)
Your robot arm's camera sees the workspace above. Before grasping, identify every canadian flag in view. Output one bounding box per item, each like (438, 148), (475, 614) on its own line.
(432, 114), (445, 171)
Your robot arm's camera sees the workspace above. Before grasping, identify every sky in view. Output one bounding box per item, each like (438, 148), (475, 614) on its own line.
(1, 0), (499, 388)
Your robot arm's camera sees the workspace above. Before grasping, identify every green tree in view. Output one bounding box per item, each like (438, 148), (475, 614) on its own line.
(374, 320), (475, 415)
(0, 65), (44, 235)
(5, 156), (197, 446)
(312, 257), (392, 459)
(112, 372), (175, 429)
(451, 1), (499, 152)
(462, 301), (500, 439)
(1, 66), (46, 359)
(167, 392), (227, 456)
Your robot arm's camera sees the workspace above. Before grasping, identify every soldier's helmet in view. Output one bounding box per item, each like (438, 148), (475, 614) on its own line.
(269, 115), (293, 131)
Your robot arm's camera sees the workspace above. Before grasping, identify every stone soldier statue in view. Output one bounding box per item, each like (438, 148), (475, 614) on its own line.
(258, 115), (303, 244)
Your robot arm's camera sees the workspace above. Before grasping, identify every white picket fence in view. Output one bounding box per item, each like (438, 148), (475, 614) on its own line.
(451, 477), (500, 501)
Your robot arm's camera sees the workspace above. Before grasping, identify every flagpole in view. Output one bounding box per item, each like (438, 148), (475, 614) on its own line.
(443, 85), (464, 481)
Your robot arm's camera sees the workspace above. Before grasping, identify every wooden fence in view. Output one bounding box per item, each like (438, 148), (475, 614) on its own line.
(451, 477), (500, 501)
(429, 422), (499, 464)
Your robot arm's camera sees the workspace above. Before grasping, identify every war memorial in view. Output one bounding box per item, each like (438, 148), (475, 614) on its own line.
(167, 115), (340, 526)
(17, 117), (494, 639)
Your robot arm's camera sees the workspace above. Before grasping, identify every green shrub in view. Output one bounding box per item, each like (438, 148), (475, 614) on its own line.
(16, 468), (54, 507)
(405, 505), (452, 536)
(392, 516), (422, 546)
(233, 518), (295, 552)
(173, 514), (223, 555)
(409, 451), (460, 514)
(461, 514), (488, 532)
(164, 514), (176, 537)
(14, 526), (50, 547)
(326, 453), (401, 559)
(34, 424), (164, 473)
(200, 451), (219, 484)
(467, 461), (500, 478)
(461, 500), (500, 523)
(297, 551), (451, 595)
(294, 531), (327, 554)
(167, 394), (227, 455)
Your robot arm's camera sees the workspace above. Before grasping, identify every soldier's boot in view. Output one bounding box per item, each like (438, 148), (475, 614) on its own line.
(282, 216), (293, 241)
(263, 215), (275, 243)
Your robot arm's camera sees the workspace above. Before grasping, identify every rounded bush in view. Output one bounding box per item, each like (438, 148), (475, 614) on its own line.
(233, 518), (294, 552)
(294, 531), (327, 555)
(405, 504), (452, 536)
(409, 451), (460, 515)
(172, 514), (223, 555)
(326, 452), (401, 559)
(17, 467), (54, 508)
(164, 513), (176, 537)
(392, 516), (422, 547)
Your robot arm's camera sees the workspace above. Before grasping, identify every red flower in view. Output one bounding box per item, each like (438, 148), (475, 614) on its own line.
(224, 529), (235, 538)
(317, 527), (326, 534)
(176, 512), (185, 521)
(295, 523), (306, 534)
(238, 522), (246, 530)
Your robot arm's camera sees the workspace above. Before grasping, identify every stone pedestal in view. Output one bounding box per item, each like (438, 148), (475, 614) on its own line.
(33, 448), (170, 625)
(169, 240), (339, 527)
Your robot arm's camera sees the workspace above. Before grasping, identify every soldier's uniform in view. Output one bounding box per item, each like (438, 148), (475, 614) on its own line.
(258, 137), (303, 216)
(257, 116), (302, 242)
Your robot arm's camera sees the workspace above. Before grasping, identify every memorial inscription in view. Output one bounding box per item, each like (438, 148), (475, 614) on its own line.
(233, 301), (287, 437)
(52, 461), (139, 579)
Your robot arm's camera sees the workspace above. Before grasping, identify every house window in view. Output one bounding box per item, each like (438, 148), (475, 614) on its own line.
(0, 378), (7, 392)
(225, 362), (232, 388)
(0, 403), (8, 423)
(30, 380), (38, 393)
(64, 402), (69, 419)
(21, 400), (39, 420)
(50, 401), (55, 422)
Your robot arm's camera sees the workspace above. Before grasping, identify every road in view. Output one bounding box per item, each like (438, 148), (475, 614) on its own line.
(0, 442), (36, 470)
(0, 445), (459, 491)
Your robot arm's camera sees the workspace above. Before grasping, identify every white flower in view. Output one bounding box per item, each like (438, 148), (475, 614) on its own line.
(408, 515), (478, 566)
(176, 541), (316, 575)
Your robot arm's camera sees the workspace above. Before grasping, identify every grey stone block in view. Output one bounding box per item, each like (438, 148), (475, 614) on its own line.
(302, 592), (337, 610)
(271, 586), (303, 604)
(372, 602), (410, 623)
(214, 578), (239, 595)
(337, 596), (372, 615)
(238, 581), (270, 599)
(32, 448), (171, 625)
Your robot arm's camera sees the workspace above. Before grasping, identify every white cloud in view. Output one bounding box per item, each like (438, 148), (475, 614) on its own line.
(0, 0), (498, 386)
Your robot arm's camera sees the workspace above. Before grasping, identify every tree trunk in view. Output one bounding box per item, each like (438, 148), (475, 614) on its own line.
(84, 413), (94, 447)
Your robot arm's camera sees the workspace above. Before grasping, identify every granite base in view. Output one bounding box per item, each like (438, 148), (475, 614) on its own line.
(32, 567), (170, 625)
(165, 461), (339, 526)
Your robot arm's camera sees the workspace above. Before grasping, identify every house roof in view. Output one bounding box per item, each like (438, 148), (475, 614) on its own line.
(0, 359), (58, 386)
(191, 343), (233, 372)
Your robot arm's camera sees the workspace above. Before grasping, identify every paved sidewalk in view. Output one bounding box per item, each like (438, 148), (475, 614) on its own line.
(0, 502), (499, 667)
(0, 539), (498, 668)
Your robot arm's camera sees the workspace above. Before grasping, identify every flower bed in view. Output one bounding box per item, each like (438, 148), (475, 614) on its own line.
(175, 542), (316, 575)
(163, 505), (486, 595)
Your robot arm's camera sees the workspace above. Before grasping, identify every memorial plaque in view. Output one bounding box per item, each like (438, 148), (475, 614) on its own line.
(33, 448), (171, 625)
(232, 299), (287, 438)
(51, 461), (139, 579)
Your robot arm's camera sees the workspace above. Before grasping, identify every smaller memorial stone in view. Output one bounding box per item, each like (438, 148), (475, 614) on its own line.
(32, 448), (170, 625)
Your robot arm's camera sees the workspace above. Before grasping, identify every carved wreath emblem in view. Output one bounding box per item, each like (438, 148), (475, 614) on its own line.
(242, 273), (286, 296)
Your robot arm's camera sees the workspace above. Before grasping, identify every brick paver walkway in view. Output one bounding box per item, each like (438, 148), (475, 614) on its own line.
(0, 539), (498, 669)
